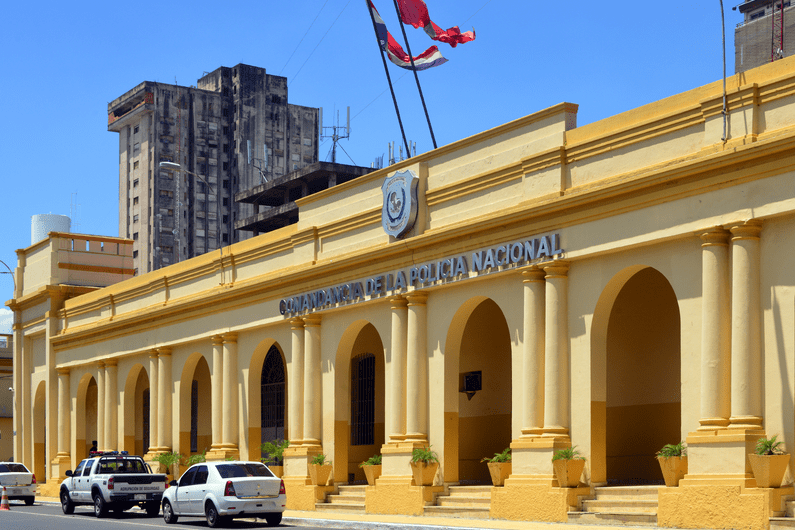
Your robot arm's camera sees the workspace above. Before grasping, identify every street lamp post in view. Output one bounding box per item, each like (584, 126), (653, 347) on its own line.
(0, 259), (16, 296)
(158, 161), (220, 265)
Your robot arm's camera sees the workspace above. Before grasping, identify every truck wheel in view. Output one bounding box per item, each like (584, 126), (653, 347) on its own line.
(93, 493), (108, 518)
(24, 496), (35, 506)
(60, 490), (75, 514)
(145, 501), (160, 516)
(264, 513), (282, 527)
(162, 500), (178, 524)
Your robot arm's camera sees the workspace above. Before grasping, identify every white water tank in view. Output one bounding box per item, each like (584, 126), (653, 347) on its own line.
(31, 214), (71, 245)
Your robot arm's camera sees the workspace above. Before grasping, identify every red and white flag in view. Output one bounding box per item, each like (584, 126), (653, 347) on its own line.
(396, 0), (476, 47)
(369, 1), (448, 70)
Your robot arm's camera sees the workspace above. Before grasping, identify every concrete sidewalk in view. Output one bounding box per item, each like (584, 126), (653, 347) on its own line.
(31, 495), (677, 530)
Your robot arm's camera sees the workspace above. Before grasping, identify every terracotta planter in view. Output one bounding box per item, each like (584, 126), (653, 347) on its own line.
(362, 464), (382, 486)
(658, 456), (688, 487)
(268, 465), (284, 478)
(553, 458), (585, 487)
(410, 461), (439, 486)
(487, 462), (511, 486)
(749, 454), (790, 488)
(308, 463), (333, 486)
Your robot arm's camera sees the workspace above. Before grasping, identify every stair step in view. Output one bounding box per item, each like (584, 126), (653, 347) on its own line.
(437, 496), (491, 507)
(581, 499), (658, 514)
(424, 505), (491, 519)
(337, 485), (367, 493)
(315, 502), (366, 514)
(328, 494), (365, 504)
(771, 517), (795, 530)
(446, 486), (492, 497)
(568, 511), (658, 526)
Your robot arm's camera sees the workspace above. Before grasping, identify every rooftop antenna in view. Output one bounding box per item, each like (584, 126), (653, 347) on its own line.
(248, 139), (269, 183)
(320, 106), (351, 163)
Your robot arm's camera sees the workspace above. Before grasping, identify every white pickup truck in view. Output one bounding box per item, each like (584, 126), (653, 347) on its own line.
(0, 462), (36, 505)
(59, 452), (166, 517)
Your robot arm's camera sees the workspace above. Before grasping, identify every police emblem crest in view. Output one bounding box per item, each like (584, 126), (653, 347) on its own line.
(382, 170), (419, 238)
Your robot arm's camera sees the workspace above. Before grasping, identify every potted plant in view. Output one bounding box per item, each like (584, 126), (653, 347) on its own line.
(359, 454), (382, 486)
(552, 446), (585, 488)
(656, 442), (688, 487)
(410, 445), (439, 486)
(749, 435), (790, 488)
(187, 449), (207, 466)
(152, 451), (184, 481)
(261, 439), (290, 478)
(482, 447), (511, 486)
(308, 453), (333, 486)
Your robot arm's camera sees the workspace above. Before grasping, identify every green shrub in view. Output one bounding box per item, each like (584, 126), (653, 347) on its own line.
(311, 453), (330, 466)
(481, 447), (511, 463)
(359, 454), (382, 467)
(552, 446), (584, 461)
(261, 439), (290, 465)
(656, 442), (686, 459)
(756, 435), (785, 456)
(411, 446), (439, 465)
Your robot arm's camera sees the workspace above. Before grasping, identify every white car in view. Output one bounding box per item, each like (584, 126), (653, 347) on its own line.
(0, 462), (36, 505)
(161, 461), (285, 527)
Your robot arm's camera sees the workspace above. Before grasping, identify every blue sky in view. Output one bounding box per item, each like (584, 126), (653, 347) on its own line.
(0, 1), (745, 331)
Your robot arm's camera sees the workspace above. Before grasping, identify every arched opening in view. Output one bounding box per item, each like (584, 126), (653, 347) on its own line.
(76, 374), (98, 463)
(122, 364), (150, 456)
(261, 345), (286, 459)
(179, 354), (212, 457)
(449, 297), (512, 484)
(592, 266), (681, 485)
(33, 382), (46, 483)
(334, 321), (385, 484)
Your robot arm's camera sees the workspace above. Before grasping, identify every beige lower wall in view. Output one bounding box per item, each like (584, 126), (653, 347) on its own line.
(0, 418), (11, 461)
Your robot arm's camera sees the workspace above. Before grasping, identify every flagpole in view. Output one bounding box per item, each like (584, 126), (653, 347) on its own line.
(392, 0), (437, 149)
(366, 0), (411, 158)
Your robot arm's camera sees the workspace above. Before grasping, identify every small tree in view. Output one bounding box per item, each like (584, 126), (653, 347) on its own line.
(261, 439), (290, 466)
(152, 451), (184, 477)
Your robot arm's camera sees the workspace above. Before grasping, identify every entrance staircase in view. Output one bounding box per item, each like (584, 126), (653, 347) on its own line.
(315, 484), (366, 514)
(424, 485), (491, 519)
(569, 485), (659, 526)
(770, 495), (795, 529)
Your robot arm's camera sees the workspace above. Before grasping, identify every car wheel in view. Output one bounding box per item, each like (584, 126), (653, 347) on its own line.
(162, 500), (178, 524)
(145, 501), (160, 516)
(206, 502), (226, 528)
(24, 496), (35, 506)
(60, 490), (74, 514)
(264, 512), (283, 527)
(93, 493), (108, 518)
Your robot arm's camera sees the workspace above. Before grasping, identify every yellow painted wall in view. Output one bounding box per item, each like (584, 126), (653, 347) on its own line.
(0, 418), (12, 461)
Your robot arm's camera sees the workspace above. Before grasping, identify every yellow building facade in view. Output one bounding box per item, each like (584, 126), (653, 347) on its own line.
(8, 57), (795, 529)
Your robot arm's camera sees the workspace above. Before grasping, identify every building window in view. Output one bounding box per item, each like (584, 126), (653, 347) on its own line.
(261, 346), (286, 461)
(751, 9), (766, 20)
(133, 251), (138, 258)
(134, 125), (139, 134)
(133, 215), (139, 223)
(223, 162), (229, 170)
(223, 179), (229, 189)
(223, 215), (229, 223)
(223, 144), (229, 153)
(133, 179), (139, 188)
(160, 190), (174, 198)
(223, 197), (229, 206)
(223, 126), (229, 135)
(271, 95), (282, 104)
(133, 196), (139, 205)
(351, 352), (375, 446)
(133, 232), (139, 240)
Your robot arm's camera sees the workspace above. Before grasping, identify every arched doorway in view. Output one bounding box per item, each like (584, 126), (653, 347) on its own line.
(76, 374), (98, 463)
(446, 297), (512, 484)
(33, 382), (46, 483)
(261, 345), (286, 457)
(179, 354), (212, 457)
(123, 364), (150, 456)
(334, 321), (385, 484)
(592, 266), (681, 484)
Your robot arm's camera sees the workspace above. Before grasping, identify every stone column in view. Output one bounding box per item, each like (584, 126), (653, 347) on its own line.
(288, 318), (305, 444)
(405, 292), (428, 441)
(148, 350), (159, 453)
(699, 227), (732, 430)
(221, 333), (239, 449)
(543, 262), (570, 436)
(12, 326), (23, 463)
(303, 315), (322, 446)
(521, 268), (546, 436)
(729, 221), (763, 429)
(157, 348), (172, 450)
(389, 296), (408, 441)
(210, 336), (224, 451)
(105, 360), (118, 451)
(56, 367), (71, 458)
(97, 362), (105, 451)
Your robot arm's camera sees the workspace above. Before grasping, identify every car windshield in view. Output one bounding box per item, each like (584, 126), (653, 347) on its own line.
(216, 463), (273, 479)
(0, 464), (28, 473)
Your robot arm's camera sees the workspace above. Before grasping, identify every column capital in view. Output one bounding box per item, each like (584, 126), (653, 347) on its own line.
(729, 219), (763, 240)
(406, 291), (428, 306)
(157, 347), (172, 357)
(522, 266), (546, 283)
(211, 335), (224, 346)
(105, 358), (118, 368)
(221, 332), (238, 344)
(390, 295), (408, 309)
(542, 260), (570, 278)
(97, 361), (105, 369)
(304, 314), (322, 327)
(290, 317), (305, 329)
(700, 226), (731, 247)
(149, 349), (159, 359)
(56, 366), (70, 376)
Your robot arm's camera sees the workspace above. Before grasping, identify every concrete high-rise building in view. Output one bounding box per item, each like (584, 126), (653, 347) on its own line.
(108, 64), (319, 274)
(735, 0), (794, 73)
